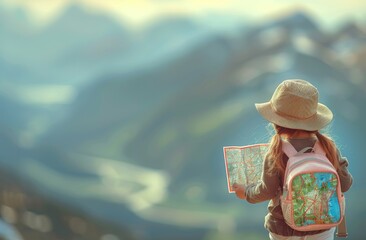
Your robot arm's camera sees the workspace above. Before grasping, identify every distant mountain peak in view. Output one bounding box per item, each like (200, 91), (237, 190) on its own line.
(45, 3), (125, 32)
(38, 2), (127, 43)
(61, 3), (86, 15)
(338, 21), (366, 37)
(278, 10), (319, 32)
(286, 10), (314, 22)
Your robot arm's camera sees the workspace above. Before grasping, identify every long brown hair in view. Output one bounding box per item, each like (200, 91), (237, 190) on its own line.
(267, 124), (340, 176)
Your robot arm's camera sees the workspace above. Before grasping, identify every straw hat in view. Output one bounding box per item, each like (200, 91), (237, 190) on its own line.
(255, 79), (333, 131)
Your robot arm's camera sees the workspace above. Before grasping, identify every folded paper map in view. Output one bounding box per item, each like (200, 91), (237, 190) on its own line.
(223, 144), (268, 193)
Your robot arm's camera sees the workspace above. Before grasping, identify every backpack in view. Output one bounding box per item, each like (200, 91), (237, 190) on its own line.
(280, 139), (345, 232)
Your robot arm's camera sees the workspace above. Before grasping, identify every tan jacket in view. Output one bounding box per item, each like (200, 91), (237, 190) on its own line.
(245, 137), (353, 236)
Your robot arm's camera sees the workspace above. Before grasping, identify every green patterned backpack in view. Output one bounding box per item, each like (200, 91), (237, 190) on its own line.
(281, 140), (346, 235)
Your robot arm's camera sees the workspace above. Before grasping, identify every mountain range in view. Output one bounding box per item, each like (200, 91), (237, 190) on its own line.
(0, 4), (366, 240)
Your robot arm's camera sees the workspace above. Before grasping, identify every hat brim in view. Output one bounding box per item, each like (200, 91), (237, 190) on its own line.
(255, 102), (333, 131)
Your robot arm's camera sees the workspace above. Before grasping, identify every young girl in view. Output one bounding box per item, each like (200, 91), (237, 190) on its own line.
(233, 79), (353, 240)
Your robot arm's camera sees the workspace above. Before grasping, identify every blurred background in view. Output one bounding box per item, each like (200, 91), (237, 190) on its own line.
(0, 0), (365, 239)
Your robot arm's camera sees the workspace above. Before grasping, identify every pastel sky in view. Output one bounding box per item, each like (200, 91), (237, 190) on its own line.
(1, 0), (366, 29)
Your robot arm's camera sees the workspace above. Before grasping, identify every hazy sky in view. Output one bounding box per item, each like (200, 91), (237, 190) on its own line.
(2, 0), (366, 29)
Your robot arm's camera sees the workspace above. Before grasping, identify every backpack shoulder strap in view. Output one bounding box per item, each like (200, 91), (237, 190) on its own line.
(281, 139), (297, 157)
(313, 140), (326, 156)
(282, 139), (326, 157)
(336, 216), (348, 238)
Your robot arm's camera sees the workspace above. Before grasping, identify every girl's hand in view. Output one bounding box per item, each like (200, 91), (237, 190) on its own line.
(233, 183), (246, 199)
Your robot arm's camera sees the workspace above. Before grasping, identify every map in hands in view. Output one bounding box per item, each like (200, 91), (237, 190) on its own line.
(223, 144), (268, 193)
